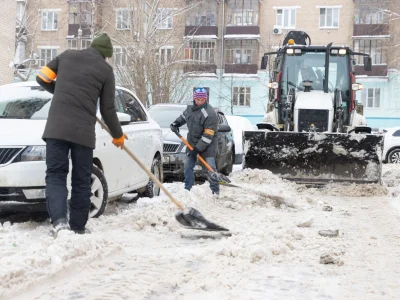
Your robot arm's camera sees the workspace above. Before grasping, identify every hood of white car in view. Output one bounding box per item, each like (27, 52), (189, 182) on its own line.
(0, 119), (46, 146)
(161, 127), (188, 143)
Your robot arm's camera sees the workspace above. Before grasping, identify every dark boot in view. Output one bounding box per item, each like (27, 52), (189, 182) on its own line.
(49, 217), (70, 237)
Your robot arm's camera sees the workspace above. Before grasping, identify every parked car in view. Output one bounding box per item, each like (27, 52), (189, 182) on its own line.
(225, 115), (255, 165)
(147, 103), (234, 181)
(382, 126), (400, 163)
(0, 82), (163, 217)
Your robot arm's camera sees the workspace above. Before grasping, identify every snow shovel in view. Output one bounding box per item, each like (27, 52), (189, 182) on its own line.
(96, 117), (229, 232)
(173, 130), (285, 206)
(172, 130), (231, 185)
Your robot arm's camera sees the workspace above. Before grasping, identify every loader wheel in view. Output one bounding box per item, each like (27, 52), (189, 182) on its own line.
(388, 149), (400, 164)
(138, 156), (162, 198)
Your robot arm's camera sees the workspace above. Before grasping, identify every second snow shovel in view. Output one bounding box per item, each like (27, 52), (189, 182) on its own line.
(96, 117), (229, 232)
(173, 129), (285, 205)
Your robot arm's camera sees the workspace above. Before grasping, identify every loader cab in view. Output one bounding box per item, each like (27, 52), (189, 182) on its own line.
(271, 47), (352, 125)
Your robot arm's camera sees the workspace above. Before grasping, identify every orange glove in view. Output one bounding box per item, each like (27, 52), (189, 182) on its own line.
(112, 134), (128, 149)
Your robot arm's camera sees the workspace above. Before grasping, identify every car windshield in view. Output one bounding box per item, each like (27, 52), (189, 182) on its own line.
(0, 86), (52, 119)
(148, 106), (188, 129)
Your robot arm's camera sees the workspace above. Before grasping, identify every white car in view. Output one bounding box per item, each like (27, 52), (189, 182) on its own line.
(0, 82), (163, 217)
(382, 126), (400, 164)
(225, 115), (255, 165)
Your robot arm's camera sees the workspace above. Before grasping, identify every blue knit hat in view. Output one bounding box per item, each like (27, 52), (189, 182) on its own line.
(193, 87), (208, 99)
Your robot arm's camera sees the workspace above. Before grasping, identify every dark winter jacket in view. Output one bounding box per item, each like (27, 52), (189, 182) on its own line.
(174, 102), (218, 158)
(36, 47), (123, 149)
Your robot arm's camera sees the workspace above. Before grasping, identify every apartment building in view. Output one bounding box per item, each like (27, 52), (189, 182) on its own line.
(0, 0), (16, 85)
(352, 0), (400, 129)
(22, 0), (400, 127)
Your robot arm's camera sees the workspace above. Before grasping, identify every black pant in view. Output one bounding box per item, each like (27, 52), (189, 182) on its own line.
(45, 138), (93, 231)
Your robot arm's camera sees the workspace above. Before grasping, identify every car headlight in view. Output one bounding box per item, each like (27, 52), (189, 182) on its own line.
(21, 146), (46, 161)
(180, 145), (187, 153)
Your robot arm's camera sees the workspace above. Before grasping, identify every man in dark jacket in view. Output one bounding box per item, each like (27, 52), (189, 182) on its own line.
(170, 87), (219, 195)
(36, 33), (126, 236)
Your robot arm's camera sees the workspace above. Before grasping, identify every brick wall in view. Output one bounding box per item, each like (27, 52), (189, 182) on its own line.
(0, 0), (16, 85)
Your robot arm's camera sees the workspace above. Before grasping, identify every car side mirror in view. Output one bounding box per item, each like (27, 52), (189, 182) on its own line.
(364, 56), (372, 71)
(116, 112), (131, 125)
(218, 124), (231, 133)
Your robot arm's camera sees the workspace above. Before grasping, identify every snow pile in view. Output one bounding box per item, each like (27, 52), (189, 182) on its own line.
(382, 164), (400, 199)
(0, 222), (121, 298)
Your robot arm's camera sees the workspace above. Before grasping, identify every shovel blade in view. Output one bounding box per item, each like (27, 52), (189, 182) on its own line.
(206, 171), (231, 185)
(175, 208), (229, 232)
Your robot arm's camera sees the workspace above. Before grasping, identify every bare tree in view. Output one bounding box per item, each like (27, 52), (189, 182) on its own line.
(95, 0), (200, 107)
(13, 0), (42, 81)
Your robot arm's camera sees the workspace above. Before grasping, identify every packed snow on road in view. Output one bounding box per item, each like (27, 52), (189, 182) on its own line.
(1, 164), (400, 300)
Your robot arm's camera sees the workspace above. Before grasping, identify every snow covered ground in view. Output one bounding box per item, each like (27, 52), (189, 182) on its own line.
(1, 164), (400, 300)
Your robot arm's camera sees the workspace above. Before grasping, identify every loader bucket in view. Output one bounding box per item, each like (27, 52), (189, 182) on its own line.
(243, 131), (384, 184)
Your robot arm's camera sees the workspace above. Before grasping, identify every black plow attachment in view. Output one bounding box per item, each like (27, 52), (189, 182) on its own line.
(243, 131), (384, 184)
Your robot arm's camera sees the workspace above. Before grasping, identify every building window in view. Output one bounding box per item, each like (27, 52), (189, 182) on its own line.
(354, 6), (387, 24)
(39, 48), (57, 67)
(159, 47), (173, 65)
(156, 8), (173, 29)
(185, 41), (216, 64)
(225, 40), (258, 64)
(113, 47), (127, 66)
(319, 7), (340, 28)
(276, 8), (296, 29)
(233, 87), (251, 106)
(116, 8), (130, 30)
(361, 88), (380, 108)
(186, 0), (217, 26)
(69, 2), (92, 25)
(227, 0), (259, 26)
(67, 39), (91, 50)
(353, 39), (386, 65)
(41, 10), (58, 31)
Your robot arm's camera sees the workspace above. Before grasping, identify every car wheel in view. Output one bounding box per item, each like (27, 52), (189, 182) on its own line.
(138, 156), (162, 198)
(89, 165), (108, 218)
(221, 151), (234, 175)
(388, 149), (400, 164)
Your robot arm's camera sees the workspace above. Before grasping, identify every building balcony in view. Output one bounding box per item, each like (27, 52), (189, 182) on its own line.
(67, 24), (92, 39)
(183, 64), (217, 74)
(354, 65), (388, 77)
(353, 24), (389, 37)
(225, 26), (259, 36)
(224, 64), (258, 74)
(185, 26), (218, 37)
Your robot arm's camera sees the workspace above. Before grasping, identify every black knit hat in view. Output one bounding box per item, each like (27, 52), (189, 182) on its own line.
(90, 33), (113, 58)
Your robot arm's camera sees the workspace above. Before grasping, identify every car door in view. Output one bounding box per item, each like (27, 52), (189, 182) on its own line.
(95, 90), (133, 193)
(119, 89), (155, 184)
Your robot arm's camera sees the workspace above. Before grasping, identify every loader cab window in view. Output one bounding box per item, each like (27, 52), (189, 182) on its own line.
(280, 50), (350, 96)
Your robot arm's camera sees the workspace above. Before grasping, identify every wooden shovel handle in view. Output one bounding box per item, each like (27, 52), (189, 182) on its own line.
(96, 117), (184, 211)
(178, 137), (214, 173)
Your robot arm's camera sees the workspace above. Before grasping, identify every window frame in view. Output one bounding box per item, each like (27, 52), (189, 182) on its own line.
(116, 8), (130, 30)
(360, 87), (381, 108)
(225, 39), (258, 65)
(156, 8), (173, 29)
(38, 47), (58, 67)
(159, 46), (173, 65)
(67, 39), (91, 50)
(113, 46), (128, 67)
(275, 7), (297, 29)
(41, 10), (59, 31)
(185, 40), (216, 64)
(232, 87), (251, 107)
(353, 39), (387, 65)
(318, 6), (340, 29)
